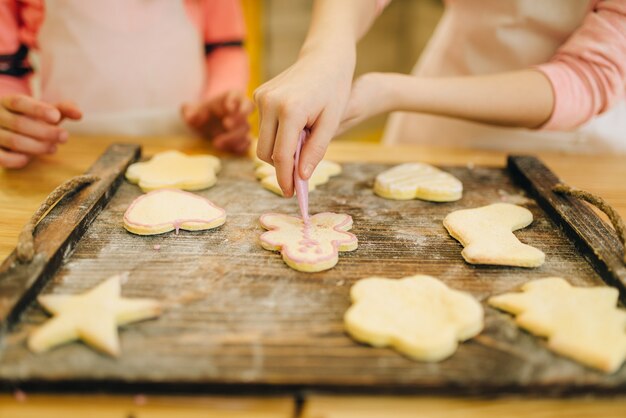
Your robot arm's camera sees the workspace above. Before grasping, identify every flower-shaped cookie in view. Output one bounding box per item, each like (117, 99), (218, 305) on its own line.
(126, 150), (221, 192)
(255, 160), (341, 196)
(124, 189), (226, 235)
(344, 275), (484, 361)
(489, 278), (626, 373)
(259, 212), (358, 272)
(374, 162), (462, 202)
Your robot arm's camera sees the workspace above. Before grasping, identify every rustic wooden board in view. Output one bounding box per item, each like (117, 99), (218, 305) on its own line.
(0, 151), (624, 394)
(0, 144), (140, 332)
(508, 156), (626, 299)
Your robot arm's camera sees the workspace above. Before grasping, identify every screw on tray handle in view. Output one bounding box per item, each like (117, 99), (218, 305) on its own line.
(16, 174), (100, 263)
(553, 183), (626, 264)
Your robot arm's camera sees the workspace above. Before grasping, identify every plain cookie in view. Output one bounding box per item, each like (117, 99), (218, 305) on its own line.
(345, 275), (483, 362)
(126, 150), (221, 192)
(443, 203), (545, 267)
(255, 160), (341, 197)
(489, 278), (626, 373)
(374, 162), (462, 202)
(28, 274), (161, 357)
(124, 189), (226, 235)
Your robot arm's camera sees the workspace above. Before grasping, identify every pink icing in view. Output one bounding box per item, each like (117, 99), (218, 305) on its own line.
(294, 129), (310, 224)
(259, 212), (357, 265)
(123, 189), (226, 233)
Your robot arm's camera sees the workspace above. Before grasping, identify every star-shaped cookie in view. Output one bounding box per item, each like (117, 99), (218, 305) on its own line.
(28, 274), (161, 357)
(126, 150), (221, 192)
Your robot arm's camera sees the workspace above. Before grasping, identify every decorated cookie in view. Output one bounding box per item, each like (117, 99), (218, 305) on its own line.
(126, 150), (221, 192)
(124, 189), (226, 235)
(345, 275), (483, 361)
(443, 203), (545, 267)
(259, 212), (358, 272)
(28, 273), (161, 357)
(255, 160), (342, 197)
(489, 278), (626, 373)
(374, 162), (462, 202)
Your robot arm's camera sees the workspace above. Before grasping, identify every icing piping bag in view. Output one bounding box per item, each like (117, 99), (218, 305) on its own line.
(294, 129), (310, 223)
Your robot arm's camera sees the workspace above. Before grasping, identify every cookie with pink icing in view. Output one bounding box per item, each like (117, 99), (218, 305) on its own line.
(124, 189), (226, 235)
(259, 212), (358, 272)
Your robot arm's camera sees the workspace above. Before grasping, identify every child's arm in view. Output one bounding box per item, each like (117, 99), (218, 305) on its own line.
(254, 0), (387, 197)
(341, 0), (626, 136)
(182, 0), (252, 154)
(534, 0), (626, 130)
(200, 0), (249, 100)
(0, 1), (81, 169)
(338, 70), (555, 134)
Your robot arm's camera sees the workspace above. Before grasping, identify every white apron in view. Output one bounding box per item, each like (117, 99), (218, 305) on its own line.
(383, 0), (626, 153)
(39, 0), (205, 136)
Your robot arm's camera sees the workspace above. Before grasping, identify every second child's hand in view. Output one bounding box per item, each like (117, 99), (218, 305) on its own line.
(0, 95), (82, 168)
(182, 90), (254, 155)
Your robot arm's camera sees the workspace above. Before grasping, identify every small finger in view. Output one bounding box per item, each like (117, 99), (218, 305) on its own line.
(256, 106), (278, 164)
(233, 136), (252, 154)
(300, 111), (336, 179)
(239, 98), (254, 116)
(224, 90), (241, 113)
(273, 115), (306, 197)
(213, 125), (250, 151)
(0, 109), (67, 143)
(0, 147), (30, 169)
(2, 95), (61, 124)
(0, 130), (56, 155)
(55, 101), (83, 121)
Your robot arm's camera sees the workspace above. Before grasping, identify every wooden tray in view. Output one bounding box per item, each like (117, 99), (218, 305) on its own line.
(0, 144), (625, 395)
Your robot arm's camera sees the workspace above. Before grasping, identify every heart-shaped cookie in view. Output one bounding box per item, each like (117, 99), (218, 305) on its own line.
(374, 162), (462, 202)
(124, 189), (226, 235)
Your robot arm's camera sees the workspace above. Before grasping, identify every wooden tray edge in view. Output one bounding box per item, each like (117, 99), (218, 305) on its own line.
(507, 155), (626, 301)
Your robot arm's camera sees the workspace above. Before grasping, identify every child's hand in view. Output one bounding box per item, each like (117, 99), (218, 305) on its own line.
(253, 46), (356, 197)
(337, 72), (393, 135)
(182, 90), (254, 154)
(0, 95), (82, 168)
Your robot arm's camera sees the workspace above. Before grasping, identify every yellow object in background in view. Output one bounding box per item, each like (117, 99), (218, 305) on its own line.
(241, 0), (263, 136)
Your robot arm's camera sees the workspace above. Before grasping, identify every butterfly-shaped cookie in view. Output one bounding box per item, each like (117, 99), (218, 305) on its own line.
(259, 212), (358, 272)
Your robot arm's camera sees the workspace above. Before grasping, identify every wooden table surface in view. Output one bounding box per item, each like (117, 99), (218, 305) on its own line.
(1, 135), (625, 417)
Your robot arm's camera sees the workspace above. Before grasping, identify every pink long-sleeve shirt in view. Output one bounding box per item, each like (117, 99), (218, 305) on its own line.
(376, 0), (626, 131)
(0, 0), (249, 100)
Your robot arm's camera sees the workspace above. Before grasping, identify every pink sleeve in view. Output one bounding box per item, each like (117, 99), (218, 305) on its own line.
(0, 0), (43, 96)
(536, 0), (626, 130)
(185, 0), (249, 99)
(375, 0), (392, 15)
